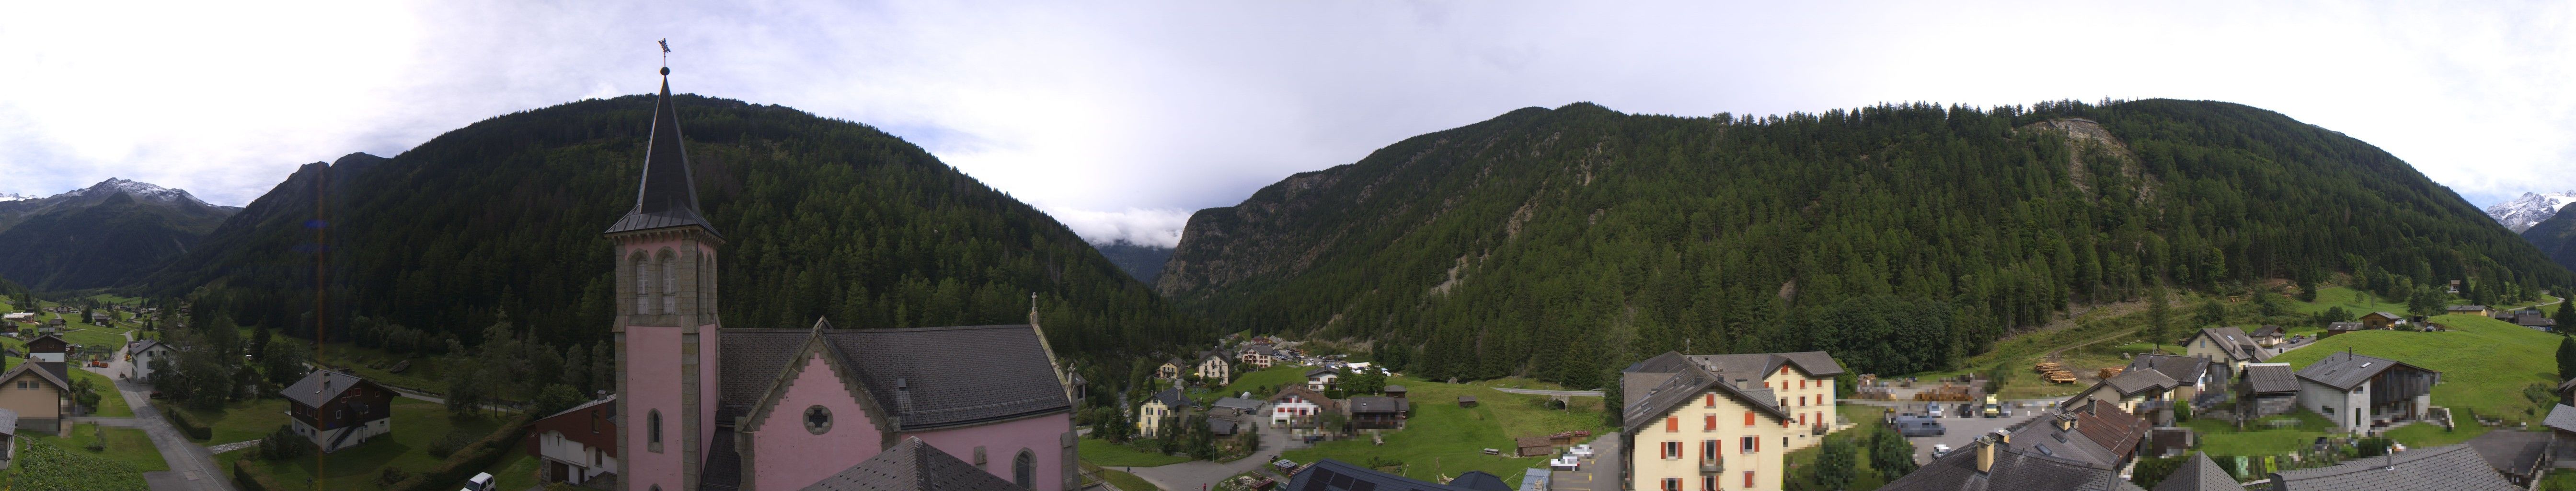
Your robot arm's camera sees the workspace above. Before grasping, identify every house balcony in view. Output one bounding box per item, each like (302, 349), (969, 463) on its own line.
(1699, 457), (1723, 474)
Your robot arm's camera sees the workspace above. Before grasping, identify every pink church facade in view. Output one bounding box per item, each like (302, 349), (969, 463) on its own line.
(606, 69), (1076, 491)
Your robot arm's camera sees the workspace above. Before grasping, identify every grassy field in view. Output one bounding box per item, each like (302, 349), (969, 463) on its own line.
(32, 422), (171, 472)
(73, 368), (133, 418)
(178, 398), (296, 444)
(1279, 375), (1607, 484)
(479, 451), (541, 491)
(1213, 365), (1314, 401)
(1082, 461), (1165, 491)
(1080, 437), (1194, 467)
(2267, 314), (2561, 429)
(227, 398), (509, 491)
(2180, 411), (2336, 455)
(1783, 406), (1892, 491)
(2291, 287), (2409, 317)
(312, 342), (448, 395)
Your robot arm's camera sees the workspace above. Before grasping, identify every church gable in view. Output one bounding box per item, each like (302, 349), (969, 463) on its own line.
(741, 325), (893, 436)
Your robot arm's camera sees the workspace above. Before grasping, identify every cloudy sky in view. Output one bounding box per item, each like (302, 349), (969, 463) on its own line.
(3, 1), (2571, 246)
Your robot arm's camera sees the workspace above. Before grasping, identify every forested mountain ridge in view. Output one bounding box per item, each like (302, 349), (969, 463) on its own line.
(0, 178), (238, 290)
(144, 94), (1200, 360)
(2521, 202), (2576, 273)
(1159, 99), (2569, 387)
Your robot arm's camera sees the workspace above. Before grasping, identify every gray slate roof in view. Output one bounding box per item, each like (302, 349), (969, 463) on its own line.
(2267, 444), (2518, 491)
(2102, 369), (2180, 397)
(281, 368), (376, 408)
(2327, 322), (2363, 331)
(125, 339), (162, 354)
(2150, 453), (2237, 491)
(1286, 459), (1501, 491)
(1618, 357), (1787, 433)
(1347, 397), (1408, 414)
(1447, 471), (1510, 491)
(2126, 354), (2208, 387)
(1878, 438), (2144, 491)
(2546, 404), (2576, 433)
(2465, 430), (2552, 480)
(2295, 351), (2436, 391)
(602, 77), (719, 237)
(2241, 363), (2299, 394)
(1150, 388), (1193, 410)
(1211, 397), (1265, 412)
(799, 437), (1023, 491)
(2190, 327), (2263, 362)
(721, 324), (1072, 432)
(0, 408), (18, 435)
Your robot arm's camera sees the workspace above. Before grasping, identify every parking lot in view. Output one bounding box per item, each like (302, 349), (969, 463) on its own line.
(1548, 434), (1620, 491)
(1876, 400), (2053, 464)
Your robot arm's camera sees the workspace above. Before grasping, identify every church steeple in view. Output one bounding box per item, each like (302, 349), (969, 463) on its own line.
(602, 63), (719, 237)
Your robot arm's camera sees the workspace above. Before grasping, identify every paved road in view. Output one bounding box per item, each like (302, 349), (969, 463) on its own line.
(1126, 421), (1292, 491)
(1494, 388), (1603, 397)
(88, 350), (237, 491)
(1548, 434), (1618, 491)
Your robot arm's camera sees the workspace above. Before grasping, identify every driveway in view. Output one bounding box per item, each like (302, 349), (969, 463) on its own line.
(83, 358), (237, 491)
(1126, 421), (1292, 491)
(1549, 434), (1618, 491)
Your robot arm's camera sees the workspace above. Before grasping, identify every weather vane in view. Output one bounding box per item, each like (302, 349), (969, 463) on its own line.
(658, 38), (671, 75)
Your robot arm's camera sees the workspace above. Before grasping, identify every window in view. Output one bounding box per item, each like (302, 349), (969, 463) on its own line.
(804, 405), (833, 434)
(633, 254), (652, 315)
(1799, 396), (1806, 407)
(1704, 394), (1715, 407)
(659, 252), (678, 315)
(1703, 415), (1715, 431)
(1701, 440), (1718, 460)
(1797, 413), (1805, 426)
(1741, 436), (1757, 453)
(1662, 441), (1681, 459)
(1014, 450), (1036, 489)
(1702, 476), (1715, 491)
(648, 410), (663, 445)
(1660, 478), (1680, 491)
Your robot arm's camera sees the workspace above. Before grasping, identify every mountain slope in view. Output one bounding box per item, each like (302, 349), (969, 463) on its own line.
(147, 94), (1198, 358)
(2486, 191), (2576, 233)
(0, 179), (237, 290)
(1094, 241), (1174, 282)
(2522, 202), (2576, 273)
(1161, 99), (2570, 386)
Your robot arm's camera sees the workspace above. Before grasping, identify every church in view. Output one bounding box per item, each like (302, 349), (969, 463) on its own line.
(607, 65), (1076, 491)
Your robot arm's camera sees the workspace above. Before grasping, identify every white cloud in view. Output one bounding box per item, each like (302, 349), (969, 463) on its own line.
(1042, 207), (1194, 248)
(2, 0), (2570, 244)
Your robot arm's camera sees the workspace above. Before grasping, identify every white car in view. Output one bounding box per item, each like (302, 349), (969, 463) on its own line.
(462, 473), (495, 491)
(1931, 444), (1955, 458)
(1928, 405), (1944, 418)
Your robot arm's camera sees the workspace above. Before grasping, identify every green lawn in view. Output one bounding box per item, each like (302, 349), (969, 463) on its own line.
(7, 440), (151, 490)
(2292, 287), (2410, 317)
(1783, 406), (1892, 491)
(31, 422), (171, 472)
(1080, 437), (1194, 467)
(71, 367), (132, 417)
(1280, 375), (1607, 483)
(179, 398), (295, 444)
(1082, 462), (1165, 491)
(2180, 411), (2335, 455)
(479, 451), (542, 491)
(228, 398), (509, 491)
(2267, 314), (2561, 429)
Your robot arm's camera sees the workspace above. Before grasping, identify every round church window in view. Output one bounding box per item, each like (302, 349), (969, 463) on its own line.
(805, 405), (833, 434)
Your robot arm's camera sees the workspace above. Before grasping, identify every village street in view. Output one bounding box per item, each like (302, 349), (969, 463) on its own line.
(1124, 424), (1294, 491)
(60, 329), (241, 491)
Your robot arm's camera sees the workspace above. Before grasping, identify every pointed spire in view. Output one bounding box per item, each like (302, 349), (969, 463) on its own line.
(604, 63), (719, 237)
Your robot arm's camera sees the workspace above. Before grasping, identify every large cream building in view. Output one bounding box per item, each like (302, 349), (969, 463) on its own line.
(1619, 351), (1845, 491)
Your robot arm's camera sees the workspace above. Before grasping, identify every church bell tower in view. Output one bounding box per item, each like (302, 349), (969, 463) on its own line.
(605, 57), (724, 491)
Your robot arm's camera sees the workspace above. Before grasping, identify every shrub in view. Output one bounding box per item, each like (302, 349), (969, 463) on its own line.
(387, 412), (532, 491)
(379, 468), (414, 488)
(257, 424), (316, 460)
(160, 406), (213, 440)
(235, 460), (288, 491)
(427, 432), (475, 459)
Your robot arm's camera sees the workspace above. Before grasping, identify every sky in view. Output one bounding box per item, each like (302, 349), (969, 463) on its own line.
(2, 1), (2572, 247)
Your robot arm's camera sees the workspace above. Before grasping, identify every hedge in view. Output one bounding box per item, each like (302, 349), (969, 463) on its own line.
(388, 412), (534, 491)
(161, 405), (213, 440)
(234, 460), (287, 491)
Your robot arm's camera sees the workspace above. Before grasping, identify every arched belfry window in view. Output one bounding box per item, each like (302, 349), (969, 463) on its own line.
(648, 409), (663, 444)
(658, 249), (678, 315)
(1014, 449), (1036, 488)
(632, 253), (652, 315)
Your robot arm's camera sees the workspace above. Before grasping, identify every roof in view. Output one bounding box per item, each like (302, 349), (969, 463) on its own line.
(603, 75), (718, 237)
(1285, 459), (1499, 491)
(1877, 437), (2144, 491)
(1348, 397), (1408, 414)
(2187, 327), (2262, 362)
(2464, 430), (2552, 479)
(2151, 453), (2237, 491)
(1150, 388), (1193, 410)
(125, 339), (164, 354)
(2241, 363), (2300, 394)
(2514, 313), (2558, 327)
(1618, 356), (1789, 433)
(2546, 404), (2576, 433)
(1516, 436), (1551, 448)
(798, 437), (1024, 491)
(1447, 471), (1511, 491)
(0, 408), (17, 435)
(1307, 368), (1339, 377)
(721, 323), (1072, 432)
(2328, 322), (2363, 331)
(2070, 400), (2150, 464)
(2363, 312), (2403, 320)
(1211, 397), (1265, 411)
(281, 368), (378, 408)
(1383, 385), (1406, 393)
(2125, 354), (2209, 387)
(2101, 369), (2180, 397)
(2251, 325), (2286, 337)
(2295, 351), (2438, 391)
(1683, 351), (1847, 378)
(1208, 418), (1239, 434)
(540, 395), (619, 422)
(2449, 305), (2490, 311)
(23, 334), (65, 351)
(2267, 444), (2519, 491)
(1270, 386), (1340, 413)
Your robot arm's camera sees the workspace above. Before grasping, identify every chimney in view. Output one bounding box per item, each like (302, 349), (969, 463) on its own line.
(1975, 434), (2000, 474)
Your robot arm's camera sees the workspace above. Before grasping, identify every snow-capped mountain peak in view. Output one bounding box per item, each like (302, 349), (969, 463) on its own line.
(54, 178), (211, 208)
(0, 192), (34, 202)
(2485, 190), (2576, 233)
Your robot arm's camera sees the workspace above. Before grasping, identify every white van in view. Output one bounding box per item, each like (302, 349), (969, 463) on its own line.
(462, 472), (495, 491)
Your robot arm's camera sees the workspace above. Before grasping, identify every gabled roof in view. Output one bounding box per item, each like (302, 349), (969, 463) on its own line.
(2268, 444), (2518, 491)
(2185, 327), (2261, 362)
(2363, 312), (2404, 320)
(281, 368), (379, 409)
(2101, 369), (2180, 397)
(1149, 388), (1193, 410)
(1447, 471), (1511, 491)
(2250, 325), (2286, 337)
(2070, 400), (2150, 464)
(2547, 404), (2576, 433)
(1211, 397), (1265, 411)
(1618, 360), (1788, 433)
(1687, 351), (1847, 378)
(2465, 430), (2551, 479)
(1268, 386), (1339, 413)
(2125, 354), (2208, 386)
(540, 395), (618, 422)
(23, 334), (66, 352)
(2295, 351), (2438, 391)
(1306, 367), (1338, 378)
(722, 322), (1072, 432)
(2449, 305), (2490, 311)
(2150, 453), (2237, 491)
(798, 437), (1023, 491)
(1348, 397), (1407, 414)
(1877, 435), (2144, 491)
(125, 339), (165, 354)
(2241, 363), (2299, 394)
(1285, 459), (1501, 491)
(603, 74), (718, 238)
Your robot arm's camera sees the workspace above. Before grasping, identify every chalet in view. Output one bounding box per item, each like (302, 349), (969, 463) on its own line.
(2324, 322), (2365, 338)
(2545, 405), (2576, 468)
(2359, 312), (2405, 330)
(2236, 363), (2300, 419)
(285, 369), (395, 453)
(1515, 436), (1553, 457)
(2294, 351), (2439, 434)
(1383, 386), (1407, 398)
(2514, 312), (2559, 331)
(2264, 443), (2518, 491)
(86, 311), (108, 324)
(1238, 345), (1281, 368)
(2124, 354), (2217, 406)
(1346, 396), (1409, 430)
(2464, 429), (2553, 487)
(1137, 388), (1193, 438)
(2180, 327), (2266, 368)
(1286, 459), (1507, 491)
(2249, 325), (2287, 347)
(527, 395), (618, 485)
(1159, 357), (1187, 380)
(0, 362), (69, 433)
(2061, 369), (2179, 424)
(125, 339), (174, 382)
(23, 334), (66, 363)
(1208, 418), (1241, 437)
(1304, 368), (1340, 391)
(1208, 397), (1266, 421)
(1618, 351), (1845, 491)
(1878, 400), (2150, 491)
(2448, 305), (2493, 317)
(1196, 351), (1234, 385)
(1268, 386), (1338, 429)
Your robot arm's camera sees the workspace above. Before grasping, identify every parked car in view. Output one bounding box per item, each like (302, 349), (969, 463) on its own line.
(1927, 405), (1944, 418)
(462, 473), (495, 491)
(1981, 395), (2001, 418)
(1893, 416), (1946, 437)
(1932, 444), (1955, 458)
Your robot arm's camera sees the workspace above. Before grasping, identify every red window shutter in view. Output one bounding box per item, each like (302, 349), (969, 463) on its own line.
(1744, 471), (1755, 488)
(1704, 415), (1715, 431)
(1667, 416), (1679, 433)
(1798, 413), (1806, 425)
(1800, 396), (1806, 406)
(1744, 412), (1755, 427)
(1705, 394), (1715, 407)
